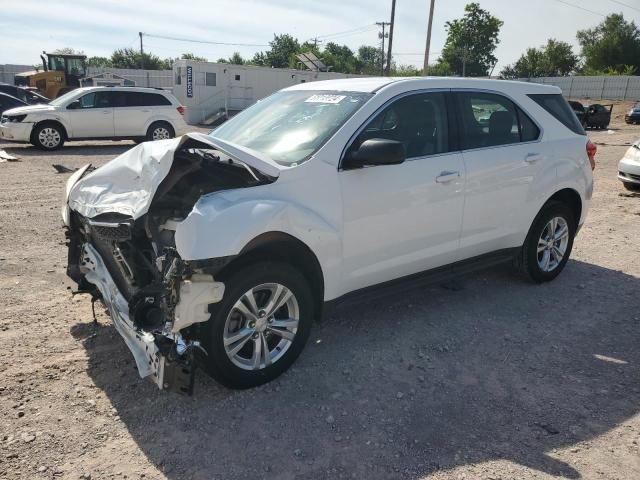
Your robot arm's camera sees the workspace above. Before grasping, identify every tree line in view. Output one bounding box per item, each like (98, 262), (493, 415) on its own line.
(69, 3), (640, 78)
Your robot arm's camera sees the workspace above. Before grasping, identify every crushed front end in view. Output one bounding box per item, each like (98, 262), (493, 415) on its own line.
(63, 133), (276, 393)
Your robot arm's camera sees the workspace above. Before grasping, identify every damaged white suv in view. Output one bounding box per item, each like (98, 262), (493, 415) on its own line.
(63, 77), (595, 392)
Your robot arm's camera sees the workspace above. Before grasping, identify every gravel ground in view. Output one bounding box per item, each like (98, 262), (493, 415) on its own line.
(0, 104), (639, 480)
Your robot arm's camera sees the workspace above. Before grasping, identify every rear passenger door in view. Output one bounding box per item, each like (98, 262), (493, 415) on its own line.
(453, 91), (542, 259)
(113, 91), (172, 137)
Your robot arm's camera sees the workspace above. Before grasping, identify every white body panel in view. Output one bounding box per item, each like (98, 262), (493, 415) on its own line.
(67, 77), (594, 303)
(618, 141), (640, 185)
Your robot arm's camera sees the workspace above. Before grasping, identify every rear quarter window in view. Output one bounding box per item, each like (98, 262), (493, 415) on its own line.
(528, 94), (585, 136)
(120, 92), (172, 107)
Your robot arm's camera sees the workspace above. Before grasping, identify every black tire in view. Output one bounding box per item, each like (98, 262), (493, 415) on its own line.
(202, 261), (314, 389)
(32, 122), (65, 150)
(146, 121), (175, 142)
(519, 201), (576, 283)
(623, 182), (640, 192)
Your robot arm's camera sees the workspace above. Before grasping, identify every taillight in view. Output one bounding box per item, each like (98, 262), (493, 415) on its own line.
(586, 139), (596, 170)
(177, 105), (185, 115)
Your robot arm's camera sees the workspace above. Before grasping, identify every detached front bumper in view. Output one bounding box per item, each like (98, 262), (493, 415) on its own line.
(0, 122), (33, 142)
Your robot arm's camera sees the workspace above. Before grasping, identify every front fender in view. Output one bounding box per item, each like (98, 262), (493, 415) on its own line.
(174, 194), (343, 299)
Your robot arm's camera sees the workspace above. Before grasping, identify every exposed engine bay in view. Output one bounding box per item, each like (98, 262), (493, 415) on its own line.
(64, 135), (275, 393)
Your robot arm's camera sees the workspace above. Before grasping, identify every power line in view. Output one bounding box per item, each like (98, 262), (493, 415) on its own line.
(314, 24), (377, 40)
(142, 32), (270, 47)
(552, 0), (606, 17)
(606, 0), (640, 13)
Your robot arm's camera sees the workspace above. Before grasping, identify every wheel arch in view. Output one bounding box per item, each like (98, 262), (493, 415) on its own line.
(30, 119), (68, 143)
(216, 231), (325, 321)
(545, 188), (582, 227)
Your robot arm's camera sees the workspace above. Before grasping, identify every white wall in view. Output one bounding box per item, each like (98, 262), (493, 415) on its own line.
(517, 76), (640, 101)
(172, 60), (361, 125)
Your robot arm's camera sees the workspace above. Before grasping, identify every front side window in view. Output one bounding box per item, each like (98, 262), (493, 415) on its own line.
(76, 91), (113, 109)
(351, 92), (449, 159)
(211, 90), (372, 165)
(455, 92), (540, 149)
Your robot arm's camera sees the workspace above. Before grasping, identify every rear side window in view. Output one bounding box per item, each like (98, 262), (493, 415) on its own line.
(454, 92), (540, 149)
(118, 92), (172, 107)
(528, 94), (585, 135)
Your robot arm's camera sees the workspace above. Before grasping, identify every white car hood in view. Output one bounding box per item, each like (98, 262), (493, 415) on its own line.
(68, 132), (281, 220)
(3, 104), (55, 116)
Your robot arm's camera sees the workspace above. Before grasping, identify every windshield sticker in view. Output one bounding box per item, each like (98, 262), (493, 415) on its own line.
(305, 94), (346, 104)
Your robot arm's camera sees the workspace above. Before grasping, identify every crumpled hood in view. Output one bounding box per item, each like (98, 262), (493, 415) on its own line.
(67, 132), (281, 220)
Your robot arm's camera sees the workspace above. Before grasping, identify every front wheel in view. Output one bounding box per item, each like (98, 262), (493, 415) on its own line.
(202, 262), (314, 389)
(33, 122), (65, 150)
(519, 202), (576, 283)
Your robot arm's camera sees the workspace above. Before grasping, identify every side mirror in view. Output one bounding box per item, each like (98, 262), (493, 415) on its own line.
(67, 100), (81, 110)
(344, 138), (406, 169)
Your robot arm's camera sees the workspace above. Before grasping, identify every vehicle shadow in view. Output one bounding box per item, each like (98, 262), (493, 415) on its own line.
(72, 259), (640, 479)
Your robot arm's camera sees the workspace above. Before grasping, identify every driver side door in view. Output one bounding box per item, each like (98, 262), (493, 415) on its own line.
(339, 91), (466, 293)
(65, 91), (115, 138)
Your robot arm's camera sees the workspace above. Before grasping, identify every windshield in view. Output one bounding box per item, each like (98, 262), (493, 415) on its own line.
(210, 90), (373, 165)
(48, 89), (85, 106)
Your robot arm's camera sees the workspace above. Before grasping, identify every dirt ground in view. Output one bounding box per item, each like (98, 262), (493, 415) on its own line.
(1, 100), (639, 480)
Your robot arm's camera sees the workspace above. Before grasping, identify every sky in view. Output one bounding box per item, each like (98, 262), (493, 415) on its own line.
(2, 0), (638, 72)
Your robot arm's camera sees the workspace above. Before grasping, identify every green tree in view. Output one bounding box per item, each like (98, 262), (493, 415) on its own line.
(502, 39), (580, 79)
(438, 3), (503, 77)
(356, 45), (381, 74)
(52, 47), (85, 55)
(181, 52), (207, 62)
(322, 42), (358, 73)
(86, 56), (112, 68)
(265, 34), (300, 68)
(577, 13), (640, 74)
(227, 52), (245, 65)
(110, 48), (171, 70)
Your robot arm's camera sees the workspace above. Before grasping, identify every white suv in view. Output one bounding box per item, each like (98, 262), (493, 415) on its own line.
(0, 86), (187, 150)
(63, 77), (595, 392)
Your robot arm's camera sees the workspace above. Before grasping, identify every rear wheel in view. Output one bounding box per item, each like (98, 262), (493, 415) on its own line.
(202, 262), (314, 389)
(146, 122), (174, 141)
(33, 122), (65, 150)
(623, 181), (640, 192)
(519, 202), (576, 283)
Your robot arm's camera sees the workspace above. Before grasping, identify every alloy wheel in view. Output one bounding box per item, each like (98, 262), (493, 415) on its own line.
(38, 128), (61, 148)
(537, 216), (569, 272)
(152, 127), (171, 140)
(223, 283), (299, 371)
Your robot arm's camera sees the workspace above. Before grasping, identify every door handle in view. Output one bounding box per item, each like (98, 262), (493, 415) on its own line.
(140, 109), (151, 112)
(435, 171), (460, 183)
(525, 152), (542, 163)
(102, 110), (111, 114)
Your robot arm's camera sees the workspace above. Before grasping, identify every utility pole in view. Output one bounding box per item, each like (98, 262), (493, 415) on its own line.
(385, 0), (396, 76)
(423, 0), (436, 74)
(311, 37), (323, 49)
(376, 21), (390, 76)
(139, 31), (144, 71)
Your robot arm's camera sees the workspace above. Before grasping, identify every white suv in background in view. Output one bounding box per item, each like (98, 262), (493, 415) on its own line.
(0, 86), (187, 150)
(63, 77), (595, 392)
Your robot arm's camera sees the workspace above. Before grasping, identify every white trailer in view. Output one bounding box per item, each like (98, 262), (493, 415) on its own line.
(172, 59), (360, 125)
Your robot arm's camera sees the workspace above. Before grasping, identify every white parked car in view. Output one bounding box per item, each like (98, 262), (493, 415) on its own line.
(0, 86), (186, 150)
(618, 140), (640, 191)
(63, 77), (595, 392)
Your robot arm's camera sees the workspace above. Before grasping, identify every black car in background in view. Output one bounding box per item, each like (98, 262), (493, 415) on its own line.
(0, 83), (49, 104)
(568, 101), (613, 129)
(625, 103), (640, 124)
(0, 92), (27, 116)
